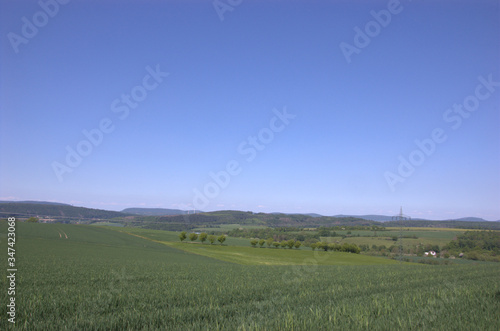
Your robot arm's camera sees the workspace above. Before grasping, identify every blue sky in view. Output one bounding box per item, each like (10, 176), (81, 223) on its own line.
(1, 0), (499, 220)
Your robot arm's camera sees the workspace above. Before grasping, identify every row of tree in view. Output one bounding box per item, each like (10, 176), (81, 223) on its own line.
(179, 231), (226, 245)
(310, 242), (361, 254)
(250, 238), (302, 249)
(442, 230), (500, 262)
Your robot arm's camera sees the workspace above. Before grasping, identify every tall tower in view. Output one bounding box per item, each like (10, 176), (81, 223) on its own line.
(392, 207), (411, 262)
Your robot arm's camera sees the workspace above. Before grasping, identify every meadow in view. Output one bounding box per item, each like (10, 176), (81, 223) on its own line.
(1, 221), (499, 330)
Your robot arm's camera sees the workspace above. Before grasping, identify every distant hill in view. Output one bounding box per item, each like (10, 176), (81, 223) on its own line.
(452, 217), (489, 222)
(304, 213), (323, 218)
(0, 200), (70, 206)
(334, 214), (395, 222)
(1, 201), (498, 229)
(122, 208), (199, 216)
(334, 214), (490, 223)
(272, 212), (323, 217)
(0, 202), (129, 220)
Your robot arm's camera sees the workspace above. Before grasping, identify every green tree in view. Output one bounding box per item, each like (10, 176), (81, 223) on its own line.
(280, 241), (287, 248)
(310, 243), (317, 251)
(294, 241), (302, 249)
(259, 239), (266, 247)
(218, 235), (226, 245)
(318, 227), (330, 237)
(317, 242), (328, 251)
(273, 242), (280, 248)
(208, 235), (216, 244)
(266, 238), (274, 247)
(250, 239), (258, 247)
(287, 239), (295, 249)
(199, 232), (208, 244)
(26, 217), (39, 223)
(189, 233), (198, 241)
(179, 231), (187, 242)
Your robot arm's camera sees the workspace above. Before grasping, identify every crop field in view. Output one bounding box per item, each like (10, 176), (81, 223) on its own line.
(1, 221), (499, 330)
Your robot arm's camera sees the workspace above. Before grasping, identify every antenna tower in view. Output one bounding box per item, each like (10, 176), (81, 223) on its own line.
(391, 207), (411, 262)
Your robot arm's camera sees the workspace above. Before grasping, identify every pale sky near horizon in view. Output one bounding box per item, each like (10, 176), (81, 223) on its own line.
(1, 0), (499, 220)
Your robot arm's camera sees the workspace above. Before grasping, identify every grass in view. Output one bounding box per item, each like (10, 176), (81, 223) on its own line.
(163, 242), (399, 266)
(322, 234), (459, 249)
(1, 221), (499, 330)
(109, 226), (253, 247)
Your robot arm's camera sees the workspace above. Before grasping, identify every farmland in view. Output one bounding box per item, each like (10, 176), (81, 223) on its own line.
(1, 221), (499, 330)
(163, 242), (398, 266)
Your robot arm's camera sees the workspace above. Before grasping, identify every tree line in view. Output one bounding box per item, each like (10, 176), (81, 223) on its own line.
(178, 231), (226, 245)
(310, 242), (361, 254)
(250, 238), (302, 249)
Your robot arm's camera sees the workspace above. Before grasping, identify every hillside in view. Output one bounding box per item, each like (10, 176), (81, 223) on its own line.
(0, 200), (70, 206)
(121, 207), (202, 216)
(334, 214), (490, 223)
(0, 202), (129, 221)
(2, 202), (499, 230)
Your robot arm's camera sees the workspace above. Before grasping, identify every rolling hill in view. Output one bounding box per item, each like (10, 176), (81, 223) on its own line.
(0, 202), (129, 221)
(1, 201), (498, 230)
(121, 207), (200, 216)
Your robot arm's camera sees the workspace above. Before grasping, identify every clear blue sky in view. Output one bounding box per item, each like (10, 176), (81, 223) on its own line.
(1, 0), (499, 220)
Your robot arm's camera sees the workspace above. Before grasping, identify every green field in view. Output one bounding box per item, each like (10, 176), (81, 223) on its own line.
(1, 221), (499, 330)
(163, 242), (398, 266)
(320, 228), (467, 250)
(323, 236), (455, 250)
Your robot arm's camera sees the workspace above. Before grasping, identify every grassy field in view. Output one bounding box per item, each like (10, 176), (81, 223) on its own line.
(323, 236), (456, 250)
(320, 228), (466, 250)
(109, 226), (252, 247)
(1, 221), (499, 330)
(163, 242), (399, 266)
